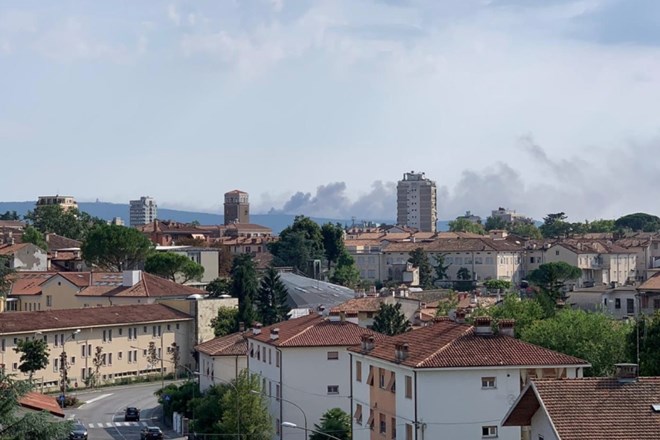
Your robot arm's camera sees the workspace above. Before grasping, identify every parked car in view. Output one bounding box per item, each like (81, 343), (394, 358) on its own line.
(69, 423), (88, 440)
(124, 406), (141, 421)
(140, 426), (164, 440)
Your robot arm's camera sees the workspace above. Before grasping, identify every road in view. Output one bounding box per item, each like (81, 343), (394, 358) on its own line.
(63, 383), (186, 440)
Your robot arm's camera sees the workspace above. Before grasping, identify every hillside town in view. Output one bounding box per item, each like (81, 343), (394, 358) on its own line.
(2, 171), (660, 440)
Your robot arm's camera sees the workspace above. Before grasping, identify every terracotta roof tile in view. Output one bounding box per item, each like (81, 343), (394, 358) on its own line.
(505, 377), (660, 440)
(0, 303), (191, 334)
(195, 332), (247, 356)
(44, 233), (81, 251)
(0, 243), (30, 255)
(331, 297), (383, 313)
(638, 272), (660, 291)
(19, 392), (64, 418)
(248, 314), (386, 347)
(9, 272), (56, 296)
(349, 320), (588, 369)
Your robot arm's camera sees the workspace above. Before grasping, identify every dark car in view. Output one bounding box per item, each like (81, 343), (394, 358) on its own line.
(69, 423), (88, 440)
(140, 426), (164, 440)
(124, 406), (141, 421)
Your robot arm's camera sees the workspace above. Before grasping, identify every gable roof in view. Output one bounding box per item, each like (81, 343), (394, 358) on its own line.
(503, 377), (660, 440)
(19, 392), (65, 418)
(44, 233), (81, 251)
(348, 320), (588, 369)
(248, 314), (386, 348)
(331, 297), (383, 313)
(8, 272), (56, 296)
(195, 332), (247, 356)
(0, 303), (192, 334)
(638, 272), (660, 292)
(0, 243), (32, 256)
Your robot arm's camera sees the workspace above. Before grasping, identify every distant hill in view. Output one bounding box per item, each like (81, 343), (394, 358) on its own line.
(0, 201), (451, 233)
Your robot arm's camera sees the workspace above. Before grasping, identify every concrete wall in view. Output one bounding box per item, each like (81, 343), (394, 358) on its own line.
(159, 297), (238, 346)
(11, 244), (47, 271)
(198, 353), (246, 392)
(530, 407), (558, 440)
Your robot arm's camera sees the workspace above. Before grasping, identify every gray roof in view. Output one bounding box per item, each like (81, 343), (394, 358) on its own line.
(278, 272), (356, 309)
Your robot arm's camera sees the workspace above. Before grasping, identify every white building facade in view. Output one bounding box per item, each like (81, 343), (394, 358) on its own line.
(129, 196), (158, 227)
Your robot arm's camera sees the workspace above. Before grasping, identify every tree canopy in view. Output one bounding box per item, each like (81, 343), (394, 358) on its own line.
(408, 248), (433, 289)
(629, 312), (660, 376)
(539, 212), (572, 238)
(484, 216), (509, 231)
(0, 210), (19, 220)
(330, 250), (360, 288)
(448, 217), (485, 235)
(220, 370), (273, 439)
(255, 266), (290, 325)
(0, 256), (13, 297)
(25, 205), (104, 240)
(145, 252), (204, 283)
(14, 338), (49, 380)
(231, 254), (259, 326)
(268, 216), (325, 274)
(20, 226), (47, 250)
(615, 212), (660, 232)
(81, 224), (153, 271)
(454, 267), (474, 292)
(211, 307), (239, 337)
(483, 295), (545, 337)
(310, 408), (351, 440)
(206, 278), (231, 298)
(528, 262), (581, 298)
(372, 302), (411, 336)
(321, 223), (345, 270)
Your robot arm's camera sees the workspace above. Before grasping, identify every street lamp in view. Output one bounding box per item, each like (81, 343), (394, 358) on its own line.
(60, 329), (81, 408)
(281, 421), (343, 440)
(251, 389), (308, 438)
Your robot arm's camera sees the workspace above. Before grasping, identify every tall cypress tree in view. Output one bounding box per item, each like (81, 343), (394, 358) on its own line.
(256, 266), (290, 325)
(230, 254), (259, 326)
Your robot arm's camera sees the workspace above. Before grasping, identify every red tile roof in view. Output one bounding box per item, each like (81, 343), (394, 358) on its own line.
(638, 272), (660, 292)
(248, 314), (386, 347)
(331, 297), (383, 313)
(0, 243), (30, 255)
(195, 332), (247, 356)
(503, 377), (660, 440)
(44, 233), (81, 251)
(19, 392), (64, 418)
(8, 272), (55, 296)
(0, 303), (191, 334)
(349, 320), (588, 369)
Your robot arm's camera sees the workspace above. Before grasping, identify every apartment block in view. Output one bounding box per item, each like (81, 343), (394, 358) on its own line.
(129, 196), (158, 227)
(396, 172), (437, 233)
(195, 332), (247, 392)
(36, 195), (78, 211)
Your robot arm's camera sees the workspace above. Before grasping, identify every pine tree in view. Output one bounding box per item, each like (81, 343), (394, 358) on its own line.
(371, 303), (411, 336)
(256, 267), (290, 325)
(230, 254), (259, 325)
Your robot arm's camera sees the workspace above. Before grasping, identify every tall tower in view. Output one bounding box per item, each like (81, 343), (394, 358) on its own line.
(129, 196), (157, 227)
(224, 190), (249, 225)
(396, 171), (437, 232)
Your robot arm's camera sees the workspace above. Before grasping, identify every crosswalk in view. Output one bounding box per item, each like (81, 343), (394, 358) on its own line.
(86, 421), (149, 429)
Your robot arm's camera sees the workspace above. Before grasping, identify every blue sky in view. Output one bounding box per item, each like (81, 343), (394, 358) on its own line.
(1, 0), (659, 221)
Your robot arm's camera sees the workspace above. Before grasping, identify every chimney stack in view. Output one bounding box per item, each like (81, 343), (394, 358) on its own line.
(270, 328), (279, 341)
(615, 363), (639, 383)
(498, 319), (515, 337)
(395, 342), (409, 362)
(474, 316), (493, 336)
(252, 323), (263, 335)
(454, 310), (466, 324)
(239, 322), (245, 332)
(361, 334), (375, 352)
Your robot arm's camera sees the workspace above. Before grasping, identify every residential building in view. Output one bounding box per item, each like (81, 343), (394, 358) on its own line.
(129, 196), (158, 227)
(345, 239), (383, 281)
(350, 317), (588, 440)
(138, 220), (273, 247)
(567, 285), (639, 319)
(36, 195), (78, 211)
(108, 217), (125, 226)
(636, 272), (660, 315)
(224, 190), (249, 225)
(502, 364), (659, 440)
(195, 332), (247, 392)
(330, 296), (421, 328)
(246, 314), (385, 440)
(44, 233), (86, 272)
(137, 221), (214, 246)
(457, 210), (482, 224)
(0, 243), (47, 271)
(614, 233), (660, 281)
(155, 246), (221, 284)
(0, 220), (25, 245)
(0, 304), (194, 391)
(396, 172), (437, 233)
(490, 207), (527, 224)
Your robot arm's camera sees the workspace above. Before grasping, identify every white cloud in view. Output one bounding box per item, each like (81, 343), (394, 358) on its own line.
(167, 4), (181, 26)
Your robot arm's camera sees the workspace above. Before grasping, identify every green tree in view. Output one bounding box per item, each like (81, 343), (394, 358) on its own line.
(454, 267), (474, 292)
(485, 295), (545, 337)
(0, 256), (13, 297)
(25, 205), (104, 240)
(13, 338), (49, 381)
(0, 370), (73, 440)
(585, 219), (615, 233)
(483, 279), (512, 292)
(432, 254), (450, 283)
(372, 303), (411, 336)
(539, 212), (572, 238)
(0, 210), (19, 220)
(81, 224), (153, 271)
(310, 408), (351, 440)
(220, 370), (273, 439)
(145, 252), (204, 283)
(521, 308), (630, 377)
(255, 266), (290, 325)
(189, 384), (228, 434)
(435, 292), (459, 317)
(509, 222), (542, 239)
(20, 226), (47, 250)
(628, 312), (660, 376)
(156, 380), (198, 421)
(211, 307), (239, 337)
(408, 248), (433, 289)
(321, 223), (345, 270)
(448, 218), (485, 235)
(268, 216), (324, 274)
(615, 212), (660, 232)
(484, 216), (509, 231)
(230, 254), (259, 312)
(528, 262), (581, 315)
(90, 346), (104, 388)
(330, 250), (360, 288)
(206, 278), (231, 298)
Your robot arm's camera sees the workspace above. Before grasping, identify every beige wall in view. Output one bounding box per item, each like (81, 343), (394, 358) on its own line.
(159, 297), (238, 345)
(0, 319), (193, 391)
(198, 353), (246, 392)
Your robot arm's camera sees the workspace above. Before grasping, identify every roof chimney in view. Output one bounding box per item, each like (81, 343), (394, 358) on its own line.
(270, 328), (279, 340)
(455, 310), (466, 324)
(361, 334), (375, 352)
(498, 319), (515, 337)
(252, 323), (262, 335)
(615, 363), (638, 383)
(328, 311), (341, 322)
(474, 316), (493, 336)
(122, 270), (142, 287)
(345, 311), (359, 325)
(395, 342), (409, 362)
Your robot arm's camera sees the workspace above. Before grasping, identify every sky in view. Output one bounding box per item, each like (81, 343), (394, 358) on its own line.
(1, 0), (660, 222)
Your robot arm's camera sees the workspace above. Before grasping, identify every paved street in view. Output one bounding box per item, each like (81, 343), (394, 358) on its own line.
(63, 383), (186, 440)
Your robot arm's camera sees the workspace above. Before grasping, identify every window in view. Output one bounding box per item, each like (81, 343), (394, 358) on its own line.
(276, 351), (280, 367)
(269, 381), (272, 397)
(276, 384), (281, 401)
(379, 413), (386, 434)
(12, 363), (17, 371)
(356, 361), (362, 382)
(176, 323), (180, 330)
(388, 372), (396, 392)
(70, 356), (76, 365)
(405, 375), (412, 398)
(482, 426), (497, 438)
(538, 436), (544, 440)
(354, 404), (363, 424)
(406, 424), (413, 440)
(46, 295), (52, 307)
(108, 329), (112, 342)
(654, 299), (660, 310)
(555, 250), (560, 256)
(391, 417), (397, 439)
(367, 410), (374, 430)
(118, 328), (123, 336)
(615, 298), (621, 309)
(327, 385), (339, 394)
(627, 298), (635, 314)
(379, 368), (386, 388)
(53, 358), (59, 372)
(143, 349), (147, 357)
(1, 339), (4, 352)
(118, 352), (123, 360)
(367, 366), (375, 386)
(143, 326), (147, 333)
(481, 377), (496, 389)
(103, 330), (107, 342)
(250, 343), (254, 358)
(262, 347), (266, 361)
(167, 324), (171, 331)
(268, 349), (272, 365)
(128, 328), (133, 340)
(327, 351), (339, 360)
(108, 353), (112, 365)
(276, 419), (280, 436)
(152, 326), (157, 337)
